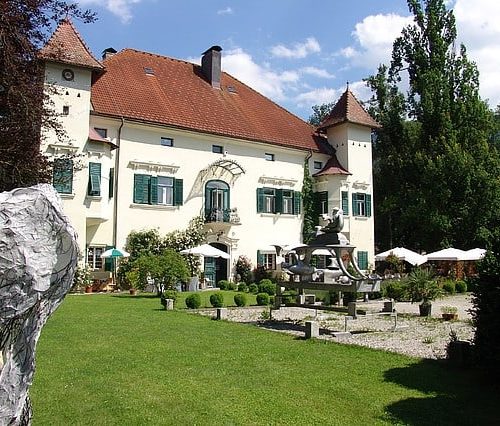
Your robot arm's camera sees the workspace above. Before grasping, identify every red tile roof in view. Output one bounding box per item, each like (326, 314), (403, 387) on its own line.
(313, 156), (350, 176)
(318, 89), (380, 130)
(39, 19), (103, 70)
(90, 49), (326, 152)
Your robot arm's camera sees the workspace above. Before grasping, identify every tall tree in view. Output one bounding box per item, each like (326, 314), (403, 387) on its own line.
(367, 0), (500, 251)
(301, 158), (315, 243)
(0, 1), (94, 192)
(307, 102), (334, 126)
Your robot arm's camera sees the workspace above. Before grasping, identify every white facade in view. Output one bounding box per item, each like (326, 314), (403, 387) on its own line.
(42, 60), (376, 284)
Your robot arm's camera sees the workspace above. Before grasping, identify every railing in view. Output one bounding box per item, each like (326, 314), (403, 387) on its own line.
(204, 207), (241, 224)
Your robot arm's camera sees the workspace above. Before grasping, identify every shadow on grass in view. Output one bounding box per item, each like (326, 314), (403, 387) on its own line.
(383, 359), (499, 425)
(111, 293), (159, 300)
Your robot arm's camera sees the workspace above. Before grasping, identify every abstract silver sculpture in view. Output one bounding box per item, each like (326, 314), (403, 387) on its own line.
(0, 185), (78, 425)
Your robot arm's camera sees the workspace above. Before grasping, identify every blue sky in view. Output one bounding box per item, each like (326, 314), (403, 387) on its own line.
(73, 0), (500, 120)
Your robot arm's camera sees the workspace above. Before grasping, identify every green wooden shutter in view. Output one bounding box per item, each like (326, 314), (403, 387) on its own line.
(257, 250), (264, 266)
(149, 176), (158, 204)
(53, 159), (73, 194)
(357, 251), (368, 270)
(109, 168), (114, 198)
(293, 191), (302, 214)
(275, 189), (283, 214)
(352, 193), (359, 216)
(366, 194), (372, 217)
(256, 188), (264, 213)
(341, 191), (349, 215)
(88, 162), (101, 196)
(174, 178), (183, 206)
(133, 174), (150, 204)
(104, 245), (113, 272)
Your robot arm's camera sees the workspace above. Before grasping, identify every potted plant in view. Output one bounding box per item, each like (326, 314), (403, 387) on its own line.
(125, 269), (140, 295)
(441, 305), (458, 321)
(405, 268), (442, 317)
(73, 264), (93, 293)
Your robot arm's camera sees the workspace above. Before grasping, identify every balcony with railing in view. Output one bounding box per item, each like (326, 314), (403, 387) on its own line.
(204, 207), (241, 225)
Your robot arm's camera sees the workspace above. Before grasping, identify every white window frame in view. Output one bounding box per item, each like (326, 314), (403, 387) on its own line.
(87, 246), (104, 270)
(157, 176), (174, 205)
(263, 253), (276, 270)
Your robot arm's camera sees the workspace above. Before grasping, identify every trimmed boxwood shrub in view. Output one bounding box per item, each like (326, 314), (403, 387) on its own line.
(227, 281), (237, 291)
(185, 293), (201, 309)
(258, 279), (276, 296)
(455, 280), (467, 293)
(442, 280), (456, 294)
(248, 283), (259, 294)
(282, 290), (298, 305)
(217, 280), (229, 290)
(234, 293), (247, 307)
(237, 283), (248, 292)
(209, 292), (224, 308)
(256, 292), (270, 306)
(382, 280), (408, 301)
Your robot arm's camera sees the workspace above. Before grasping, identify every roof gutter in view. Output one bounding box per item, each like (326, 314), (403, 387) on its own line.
(112, 117), (125, 248)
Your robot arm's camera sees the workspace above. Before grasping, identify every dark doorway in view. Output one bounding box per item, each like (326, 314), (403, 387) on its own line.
(203, 242), (228, 286)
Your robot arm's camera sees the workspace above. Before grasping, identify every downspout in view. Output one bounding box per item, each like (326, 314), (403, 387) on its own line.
(112, 117), (125, 248)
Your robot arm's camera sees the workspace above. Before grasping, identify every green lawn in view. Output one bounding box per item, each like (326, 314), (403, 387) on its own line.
(31, 293), (498, 425)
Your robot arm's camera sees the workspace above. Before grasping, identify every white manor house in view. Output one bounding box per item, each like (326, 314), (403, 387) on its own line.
(40, 19), (379, 286)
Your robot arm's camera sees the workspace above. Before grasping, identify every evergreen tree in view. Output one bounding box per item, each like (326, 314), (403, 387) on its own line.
(367, 0), (500, 251)
(301, 158), (315, 243)
(0, 1), (95, 192)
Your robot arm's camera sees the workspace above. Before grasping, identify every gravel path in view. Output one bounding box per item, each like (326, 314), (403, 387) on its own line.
(197, 294), (474, 360)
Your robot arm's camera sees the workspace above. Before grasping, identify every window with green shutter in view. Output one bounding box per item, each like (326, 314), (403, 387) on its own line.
(357, 251), (368, 270)
(52, 158), (73, 194)
(314, 191), (328, 216)
(88, 162), (101, 196)
(341, 191), (349, 215)
(133, 174), (182, 206)
(352, 193), (371, 217)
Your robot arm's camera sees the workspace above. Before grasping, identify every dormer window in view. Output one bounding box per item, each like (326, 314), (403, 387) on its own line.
(314, 161), (323, 170)
(94, 128), (107, 138)
(144, 67), (154, 75)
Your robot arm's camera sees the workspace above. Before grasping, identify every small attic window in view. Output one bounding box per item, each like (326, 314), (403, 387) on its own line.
(227, 86), (237, 93)
(144, 67), (155, 75)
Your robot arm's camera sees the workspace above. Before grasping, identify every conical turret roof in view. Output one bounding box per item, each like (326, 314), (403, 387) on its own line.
(39, 18), (103, 70)
(318, 88), (380, 130)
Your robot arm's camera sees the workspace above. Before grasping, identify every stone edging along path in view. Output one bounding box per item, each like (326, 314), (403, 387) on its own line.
(196, 294), (474, 360)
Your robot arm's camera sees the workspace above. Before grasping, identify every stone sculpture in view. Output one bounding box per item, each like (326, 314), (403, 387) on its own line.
(0, 185), (78, 425)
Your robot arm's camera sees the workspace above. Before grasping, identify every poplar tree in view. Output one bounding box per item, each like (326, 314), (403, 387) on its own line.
(367, 0), (500, 251)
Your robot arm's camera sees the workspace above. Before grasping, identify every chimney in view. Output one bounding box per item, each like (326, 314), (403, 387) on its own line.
(102, 47), (117, 60)
(201, 45), (222, 89)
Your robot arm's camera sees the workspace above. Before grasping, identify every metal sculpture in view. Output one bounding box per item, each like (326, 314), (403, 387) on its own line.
(276, 207), (381, 307)
(0, 185), (78, 425)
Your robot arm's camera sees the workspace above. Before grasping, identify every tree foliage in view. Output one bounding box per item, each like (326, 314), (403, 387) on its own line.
(366, 0), (500, 251)
(301, 158), (316, 243)
(0, 0), (95, 191)
(307, 102), (334, 126)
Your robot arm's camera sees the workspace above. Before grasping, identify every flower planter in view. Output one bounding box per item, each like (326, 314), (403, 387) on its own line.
(85, 286), (93, 294)
(442, 313), (458, 321)
(419, 302), (432, 317)
(129, 288), (137, 295)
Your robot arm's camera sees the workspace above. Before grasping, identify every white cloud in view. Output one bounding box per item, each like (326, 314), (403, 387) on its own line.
(295, 87), (341, 108)
(270, 37), (321, 59)
(453, 0), (500, 106)
(337, 13), (412, 70)
(300, 67), (335, 79)
(220, 48), (299, 100)
(75, 0), (141, 24)
(217, 7), (233, 15)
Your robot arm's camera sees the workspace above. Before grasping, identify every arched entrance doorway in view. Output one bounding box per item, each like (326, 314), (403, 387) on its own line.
(204, 242), (228, 286)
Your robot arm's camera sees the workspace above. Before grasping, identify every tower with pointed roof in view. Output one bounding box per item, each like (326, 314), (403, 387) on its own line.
(40, 18), (115, 256)
(314, 88), (380, 268)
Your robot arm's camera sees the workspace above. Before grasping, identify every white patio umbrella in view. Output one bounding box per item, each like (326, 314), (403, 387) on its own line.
(180, 244), (230, 259)
(375, 247), (427, 266)
(425, 248), (467, 261)
(461, 248), (486, 261)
